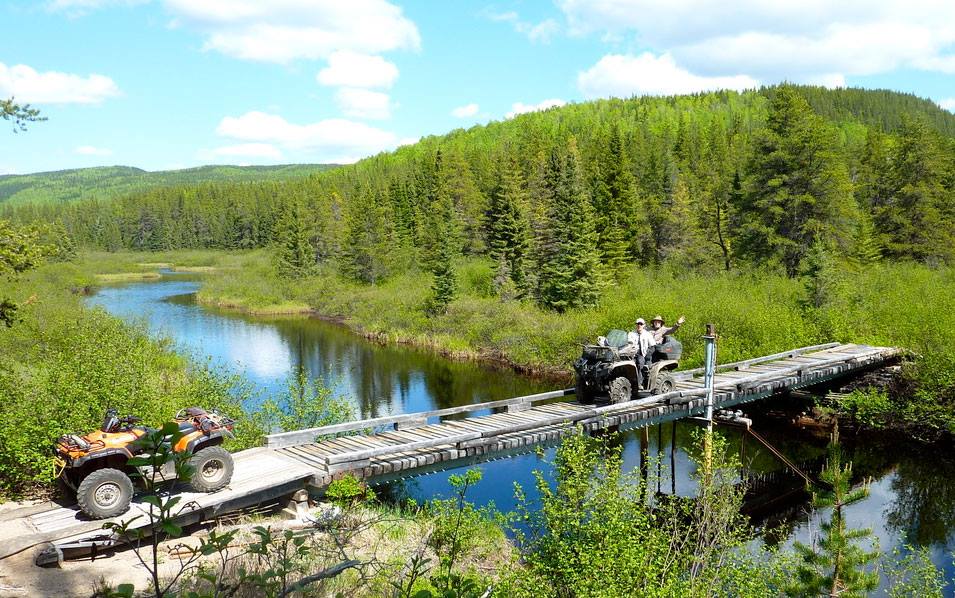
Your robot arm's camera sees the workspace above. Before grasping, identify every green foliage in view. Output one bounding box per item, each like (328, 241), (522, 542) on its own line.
(829, 388), (893, 428)
(487, 153), (530, 298)
(0, 163), (335, 206)
(0, 219), (47, 326)
(1, 97), (45, 132)
(325, 473), (376, 508)
(273, 199), (317, 279)
(424, 469), (492, 598)
(240, 527), (315, 597)
(788, 426), (879, 597)
(736, 86), (856, 277)
(536, 139), (603, 311)
(428, 240), (458, 315)
(6, 85), (954, 297)
(811, 262), (955, 434)
(425, 160), (461, 313)
(873, 117), (955, 263)
(882, 546), (949, 597)
(499, 429), (762, 597)
(259, 366), (353, 434)
(341, 186), (400, 283)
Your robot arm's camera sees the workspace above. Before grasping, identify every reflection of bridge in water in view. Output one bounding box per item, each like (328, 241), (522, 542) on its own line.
(0, 342), (900, 563)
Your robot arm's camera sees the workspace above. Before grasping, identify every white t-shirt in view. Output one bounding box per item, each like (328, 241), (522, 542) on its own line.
(626, 329), (656, 358)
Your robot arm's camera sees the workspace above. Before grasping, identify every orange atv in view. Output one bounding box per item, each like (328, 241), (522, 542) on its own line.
(54, 407), (235, 519)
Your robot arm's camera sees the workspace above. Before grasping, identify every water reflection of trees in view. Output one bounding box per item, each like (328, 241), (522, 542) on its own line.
(885, 452), (955, 546)
(267, 316), (549, 419)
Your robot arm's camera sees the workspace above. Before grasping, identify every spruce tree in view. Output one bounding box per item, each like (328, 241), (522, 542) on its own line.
(789, 425), (879, 597)
(341, 186), (397, 284)
(426, 156), (461, 314)
(428, 237), (457, 314)
(435, 148), (488, 256)
(536, 138), (603, 312)
(592, 126), (639, 279)
(273, 198), (317, 279)
(877, 117), (954, 263)
(652, 176), (709, 269)
(848, 210), (882, 268)
(487, 153), (530, 297)
(737, 86), (856, 277)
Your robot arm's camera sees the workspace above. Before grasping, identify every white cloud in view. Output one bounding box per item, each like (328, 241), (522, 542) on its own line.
(46, 0), (146, 16)
(211, 143), (283, 159)
(578, 53), (759, 99)
(165, 0), (421, 63)
(316, 51), (398, 88)
(215, 110), (400, 162)
(506, 99), (566, 119)
(451, 103), (479, 118)
(0, 62), (120, 104)
(334, 88), (391, 120)
(940, 98), (955, 112)
(74, 145), (113, 156)
(0, 166), (18, 176)
(522, 19), (560, 43)
(557, 0), (955, 83)
(486, 10), (559, 43)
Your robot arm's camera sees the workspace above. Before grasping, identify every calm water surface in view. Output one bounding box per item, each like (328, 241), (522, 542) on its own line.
(87, 275), (955, 590)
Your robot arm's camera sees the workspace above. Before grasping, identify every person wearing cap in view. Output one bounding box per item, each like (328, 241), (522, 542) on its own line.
(625, 318), (656, 390)
(649, 314), (686, 344)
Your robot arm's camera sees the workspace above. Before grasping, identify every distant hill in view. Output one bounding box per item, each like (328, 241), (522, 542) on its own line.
(0, 164), (338, 205)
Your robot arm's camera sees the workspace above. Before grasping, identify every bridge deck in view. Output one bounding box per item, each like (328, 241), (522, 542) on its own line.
(271, 342), (898, 488)
(0, 342), (899, 561)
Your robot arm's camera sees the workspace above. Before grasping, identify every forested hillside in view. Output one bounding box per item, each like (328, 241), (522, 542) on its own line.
(4, 85), (955, 312)
(0, 163), (337, 205)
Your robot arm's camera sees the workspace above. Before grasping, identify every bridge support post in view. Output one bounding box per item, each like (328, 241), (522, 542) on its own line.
(702, 324), (718, 478)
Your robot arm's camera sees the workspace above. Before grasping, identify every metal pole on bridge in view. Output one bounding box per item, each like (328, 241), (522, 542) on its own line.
(703, 323), (717, 421)
(702, 323), (717, 478)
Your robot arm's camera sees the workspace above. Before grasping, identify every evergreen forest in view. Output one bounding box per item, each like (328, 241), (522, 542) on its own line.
(4, 85), (952, 308)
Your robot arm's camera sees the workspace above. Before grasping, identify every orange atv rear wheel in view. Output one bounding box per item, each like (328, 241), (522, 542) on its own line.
(76, 468), (133, 519)
(188, 446), (233, 492)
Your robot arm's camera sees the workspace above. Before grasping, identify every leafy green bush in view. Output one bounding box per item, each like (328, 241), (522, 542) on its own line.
(496, 429), (790, 597)
(259, 366), (353, 434)
(325, 474), (375, 508)
(830, 388), (893, 428)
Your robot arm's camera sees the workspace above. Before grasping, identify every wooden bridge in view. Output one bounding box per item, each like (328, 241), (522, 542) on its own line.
(0, 341), (899, 563)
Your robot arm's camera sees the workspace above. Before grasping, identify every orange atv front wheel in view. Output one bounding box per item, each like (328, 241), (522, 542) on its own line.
(76, 468), (133, 519)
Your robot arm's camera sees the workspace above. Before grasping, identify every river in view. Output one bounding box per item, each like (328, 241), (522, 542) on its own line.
(86, 274), (955, 589)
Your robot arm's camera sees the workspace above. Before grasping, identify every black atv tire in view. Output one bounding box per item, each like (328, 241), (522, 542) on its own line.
(651, 372), (676, 396)
(608, 376), (632, 404)
(575, 380), (594, 404)
(57, 473), (77, 502)
(188, 446), (233, 492)
(76, 468), (133, 519)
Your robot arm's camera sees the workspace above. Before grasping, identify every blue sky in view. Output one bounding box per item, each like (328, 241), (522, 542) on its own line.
(2, 0), (954, 175)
